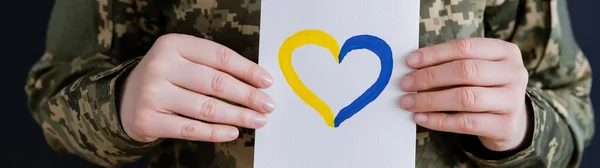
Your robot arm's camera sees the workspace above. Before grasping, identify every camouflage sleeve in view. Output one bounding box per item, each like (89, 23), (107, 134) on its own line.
(457, 0), (595, 167)
(24, 0), (164, 167)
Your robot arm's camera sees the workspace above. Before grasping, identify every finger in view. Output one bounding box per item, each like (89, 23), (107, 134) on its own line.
(168, 60), (275, 113)
(400, 60), (513, 92)
(148, 112), (240, 142)
(400, 87), (513, 112)
(156, 33), (272, 88)
(406, 38), (521, 68)
(164, 84), (268, 129)
(413, 112), (513, 140)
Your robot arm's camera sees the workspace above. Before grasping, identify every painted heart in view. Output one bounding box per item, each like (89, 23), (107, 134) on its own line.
(278, 29), (393, 128)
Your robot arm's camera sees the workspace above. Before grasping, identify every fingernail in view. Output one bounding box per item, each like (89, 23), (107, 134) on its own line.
(228, 129), (239, 139)
(401, 75), (414, 90)
(261, 76), (273, 87)
(262, 99), (276, 113)
(415, 114), (428, 123)
(407, 52), (421, 66)
(253, 115), (267, 127)
(401, 95), (415, 109)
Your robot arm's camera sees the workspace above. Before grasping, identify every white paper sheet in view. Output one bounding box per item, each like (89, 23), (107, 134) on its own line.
(255, 0), (419, 167)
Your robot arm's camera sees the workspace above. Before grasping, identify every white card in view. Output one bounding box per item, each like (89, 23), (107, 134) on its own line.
(255, 0), (419, 167)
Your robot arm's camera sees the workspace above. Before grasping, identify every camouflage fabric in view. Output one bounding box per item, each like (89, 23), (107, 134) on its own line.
(24, 0), (594, 167)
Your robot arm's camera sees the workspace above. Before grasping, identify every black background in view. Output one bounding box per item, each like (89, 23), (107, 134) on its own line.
(1, 1), (598, 168)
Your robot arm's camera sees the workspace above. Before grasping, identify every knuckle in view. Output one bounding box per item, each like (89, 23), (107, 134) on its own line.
(210, 72), (227, 93)
(521, 68), (530, 79)
(216, 46), (232, 66)
(140, 136), (158, 142)
(436, 114), (447, 130)
(156, 33), (179, 47)
(146, 60), (169, 75)
(238, 111), (250, 126)
(503, 115), (516, 135)
(134, 111), (152, 136)
(143, 86), (165, 107)
(180, 122), (196, 139)
(455, 38), (473, 57)
(423, 68), (437, 87)
(421, 48), (436, 64)
(205, 126), (217, 141)
(245, 65), (258, 82)
(518, 68), (530, 85)
(457, 60), (478, 81)
(199, 99), (217, 119)
(485, 140), (509, 151)
(506, 43), (521, 54)
(144, 84), (161, 97)
(504, 42), (521, 61)
(458, 88), (477, 109)
(245, 87), (258, 105)
(421, 93), (434, 111)
(459, 115), (476, 133)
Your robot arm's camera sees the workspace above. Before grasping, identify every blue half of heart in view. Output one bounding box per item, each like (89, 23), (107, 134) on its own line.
(333, 35), (394, 127)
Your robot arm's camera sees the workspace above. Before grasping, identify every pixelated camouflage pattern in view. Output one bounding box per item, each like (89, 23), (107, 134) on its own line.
(24, 0), (594, 167)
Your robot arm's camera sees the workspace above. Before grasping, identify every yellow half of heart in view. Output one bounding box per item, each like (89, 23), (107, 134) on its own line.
(278, 29), (340, 127)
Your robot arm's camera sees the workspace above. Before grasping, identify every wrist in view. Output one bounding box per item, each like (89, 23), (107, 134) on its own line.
(121, 68), (152, 143)
(101, 57), (162, 149)
(511, 94), (535, 151)
(458, 93), (535, 160)
(115, 60), (151, 143)
(491, 94), (534, 152)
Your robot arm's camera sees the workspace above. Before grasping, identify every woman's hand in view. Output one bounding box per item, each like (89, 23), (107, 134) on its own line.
(400, 38), (531, 152)
(119, 33), (275, 143)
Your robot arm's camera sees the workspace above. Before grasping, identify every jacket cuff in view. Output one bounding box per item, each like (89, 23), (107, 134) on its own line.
(89, 56), (164, 152)
(457, 87), (568, 167)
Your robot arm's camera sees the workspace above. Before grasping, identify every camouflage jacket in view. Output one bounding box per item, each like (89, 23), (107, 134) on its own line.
(25, 0), (595, 167)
